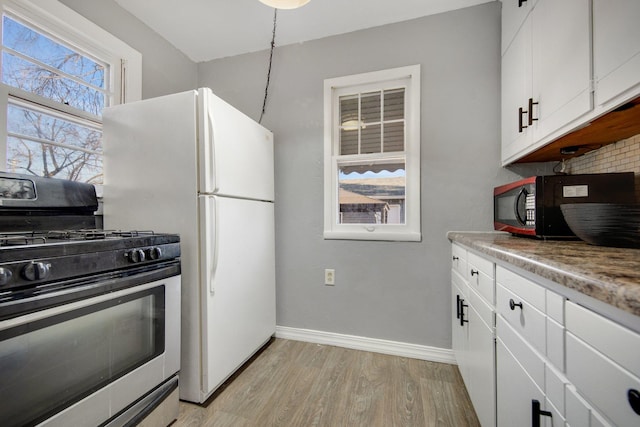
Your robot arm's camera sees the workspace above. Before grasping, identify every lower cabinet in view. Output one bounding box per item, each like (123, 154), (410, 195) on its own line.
(450, 242), (640, 426)
(496, 337), (545, 427)
(467, 301), (496, 427)
(451, 244), (495, 427)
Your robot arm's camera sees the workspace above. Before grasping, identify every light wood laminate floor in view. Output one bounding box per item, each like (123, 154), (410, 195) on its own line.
(175, 338), (480, 427)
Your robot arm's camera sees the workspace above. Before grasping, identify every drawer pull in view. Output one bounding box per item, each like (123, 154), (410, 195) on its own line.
(509, 299), (523, 311)
(452, 255), (459, 261)
(470, 269), (479, 276)
(532, 400), (552, 427)
(629, 389), (640, 415)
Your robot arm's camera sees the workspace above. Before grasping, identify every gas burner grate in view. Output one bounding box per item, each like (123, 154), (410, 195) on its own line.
(110, 230), (156, 238)
(0, 231), (47, 247)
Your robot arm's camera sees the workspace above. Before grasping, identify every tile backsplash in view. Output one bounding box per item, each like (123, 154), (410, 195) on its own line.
(566, 133), (640, 202)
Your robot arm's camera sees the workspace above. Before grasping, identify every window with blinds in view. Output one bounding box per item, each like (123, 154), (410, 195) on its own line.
(324, 65), (421, 241)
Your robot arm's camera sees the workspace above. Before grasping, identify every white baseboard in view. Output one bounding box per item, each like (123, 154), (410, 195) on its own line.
(275, 326), (456, 365)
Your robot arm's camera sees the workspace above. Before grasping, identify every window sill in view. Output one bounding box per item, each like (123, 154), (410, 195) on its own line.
(323, 230), (421, 242)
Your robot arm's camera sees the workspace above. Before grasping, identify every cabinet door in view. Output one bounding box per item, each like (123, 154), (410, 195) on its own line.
(593, 0), (640, 106)
(501, 0), (538, 55)
(451, 278), (469, 383)
(531, 0), (592, 142)
(501, 18), (532, 164)
(497, 338), (546, 427)
(467, 302), (496, 427)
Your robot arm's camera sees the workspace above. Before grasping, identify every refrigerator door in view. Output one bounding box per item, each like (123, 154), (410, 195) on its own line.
(198, 195), (276, 400)
(198, 88), (274, 202)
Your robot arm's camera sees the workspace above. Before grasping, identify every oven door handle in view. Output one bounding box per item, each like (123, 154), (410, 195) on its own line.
(0, 279), (163, 331)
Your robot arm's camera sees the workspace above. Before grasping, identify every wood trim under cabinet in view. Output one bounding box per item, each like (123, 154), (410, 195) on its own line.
(517, 95), (640, 163)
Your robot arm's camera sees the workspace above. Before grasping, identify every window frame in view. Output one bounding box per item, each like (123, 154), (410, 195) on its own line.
(323, 65), (421, 241)
(0, 0), (142, 184)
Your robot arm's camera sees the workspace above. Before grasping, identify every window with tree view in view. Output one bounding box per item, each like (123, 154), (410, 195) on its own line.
(2, 14), (108, 184)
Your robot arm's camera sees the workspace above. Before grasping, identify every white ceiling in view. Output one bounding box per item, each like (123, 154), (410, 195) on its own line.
(115, 0), (494, 63)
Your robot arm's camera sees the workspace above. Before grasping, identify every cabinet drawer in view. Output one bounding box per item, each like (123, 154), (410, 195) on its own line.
(496, 266), (545, 312)
(545, 290), (564, 325)
(546, 317), (564, 372)
(566, 301), (640, 378)
(497, 315), (545, 390)
(467, 252), (494, 304)
(565, 385), (612, 427)
(451, 244), (467, 278)
(452, 268), (468, 298)
(469, 286), (494, 330)
(545, 363), (566, 415)
(566, 332), (640, 427)
(497, 283), (546, 355)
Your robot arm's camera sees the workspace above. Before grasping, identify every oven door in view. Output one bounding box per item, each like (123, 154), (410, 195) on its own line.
(0, 267), (180, 427)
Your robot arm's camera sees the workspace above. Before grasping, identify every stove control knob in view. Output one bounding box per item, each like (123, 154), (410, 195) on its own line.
(22, 262), (51, 281)
(147, 247), (162, 260)
(128, 249), (146, 263)
(0, 268), (13, 286)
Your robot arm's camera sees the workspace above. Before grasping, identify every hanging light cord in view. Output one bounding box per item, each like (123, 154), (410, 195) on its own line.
(259, 9), (278, 124)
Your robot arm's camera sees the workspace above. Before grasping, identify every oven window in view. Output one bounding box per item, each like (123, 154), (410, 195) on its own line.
(0, 287), (165, 427)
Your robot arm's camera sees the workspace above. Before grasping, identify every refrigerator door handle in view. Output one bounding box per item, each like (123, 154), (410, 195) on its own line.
(200, 196), (219, 295)
(198, 88), (217, 194)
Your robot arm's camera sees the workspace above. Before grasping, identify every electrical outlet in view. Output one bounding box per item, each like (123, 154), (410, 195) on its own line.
(324, 269), (335, 286)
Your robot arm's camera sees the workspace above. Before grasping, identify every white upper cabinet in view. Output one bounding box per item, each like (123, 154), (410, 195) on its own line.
(530, 0), (592, 142)
(593, 0), (640, 107)
(501, 0), (592, 164)
(501, 16), (532, 162)
(501, 0), (538, 55)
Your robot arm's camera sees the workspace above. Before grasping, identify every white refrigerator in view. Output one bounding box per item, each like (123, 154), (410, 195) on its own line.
(102, 88), (276, 403)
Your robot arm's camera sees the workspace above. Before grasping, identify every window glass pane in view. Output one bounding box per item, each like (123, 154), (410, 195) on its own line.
(7, 104), (103, 183)
(339, 95), (358, 127)
(338, 161), (406, 224)
(361, 91), (381, 123)
(2, 15), (106, 115)
(384, 89), (404, 120)
(383, 122), (404, 152)
(340, 128), (358, 155)
(361, 123), (381, 154)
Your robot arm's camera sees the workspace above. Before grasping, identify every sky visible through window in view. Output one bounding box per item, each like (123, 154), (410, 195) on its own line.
(2, 15), (107, 184)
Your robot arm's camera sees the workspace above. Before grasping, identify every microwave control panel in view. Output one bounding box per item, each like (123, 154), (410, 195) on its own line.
(525, 193), (535, 225)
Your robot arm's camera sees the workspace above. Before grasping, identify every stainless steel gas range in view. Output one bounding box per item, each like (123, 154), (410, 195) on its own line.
(0, 172), (181, 427)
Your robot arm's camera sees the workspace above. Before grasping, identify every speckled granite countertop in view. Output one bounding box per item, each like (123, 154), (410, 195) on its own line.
(447, 232), (640, 318)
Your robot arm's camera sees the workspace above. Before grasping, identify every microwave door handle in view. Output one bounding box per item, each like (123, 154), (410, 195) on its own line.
(514, 187), (529, 226)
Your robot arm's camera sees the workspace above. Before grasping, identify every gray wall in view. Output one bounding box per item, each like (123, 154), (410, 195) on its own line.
(197, 2), (547, 349)
(61, 0), (552, 350)
(60, 0), (197, 99)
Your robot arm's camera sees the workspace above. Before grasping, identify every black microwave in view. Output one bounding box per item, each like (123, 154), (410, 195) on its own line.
(493, 173), (635, 237)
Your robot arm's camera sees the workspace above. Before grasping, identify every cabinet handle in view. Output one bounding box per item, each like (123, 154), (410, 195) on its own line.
(528, 98), (539, 126)
(452, 255), (459, 261)
(518, 0), (527, 7)
(518, 107), (528, 132)
(509, 298), (523, 310)
(629, 389), (640, 415)
(456, 294), (461, 319)
(459, 298), (469, 326)
(470, 269), (479, 276)
(532, 400), (552, 427)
